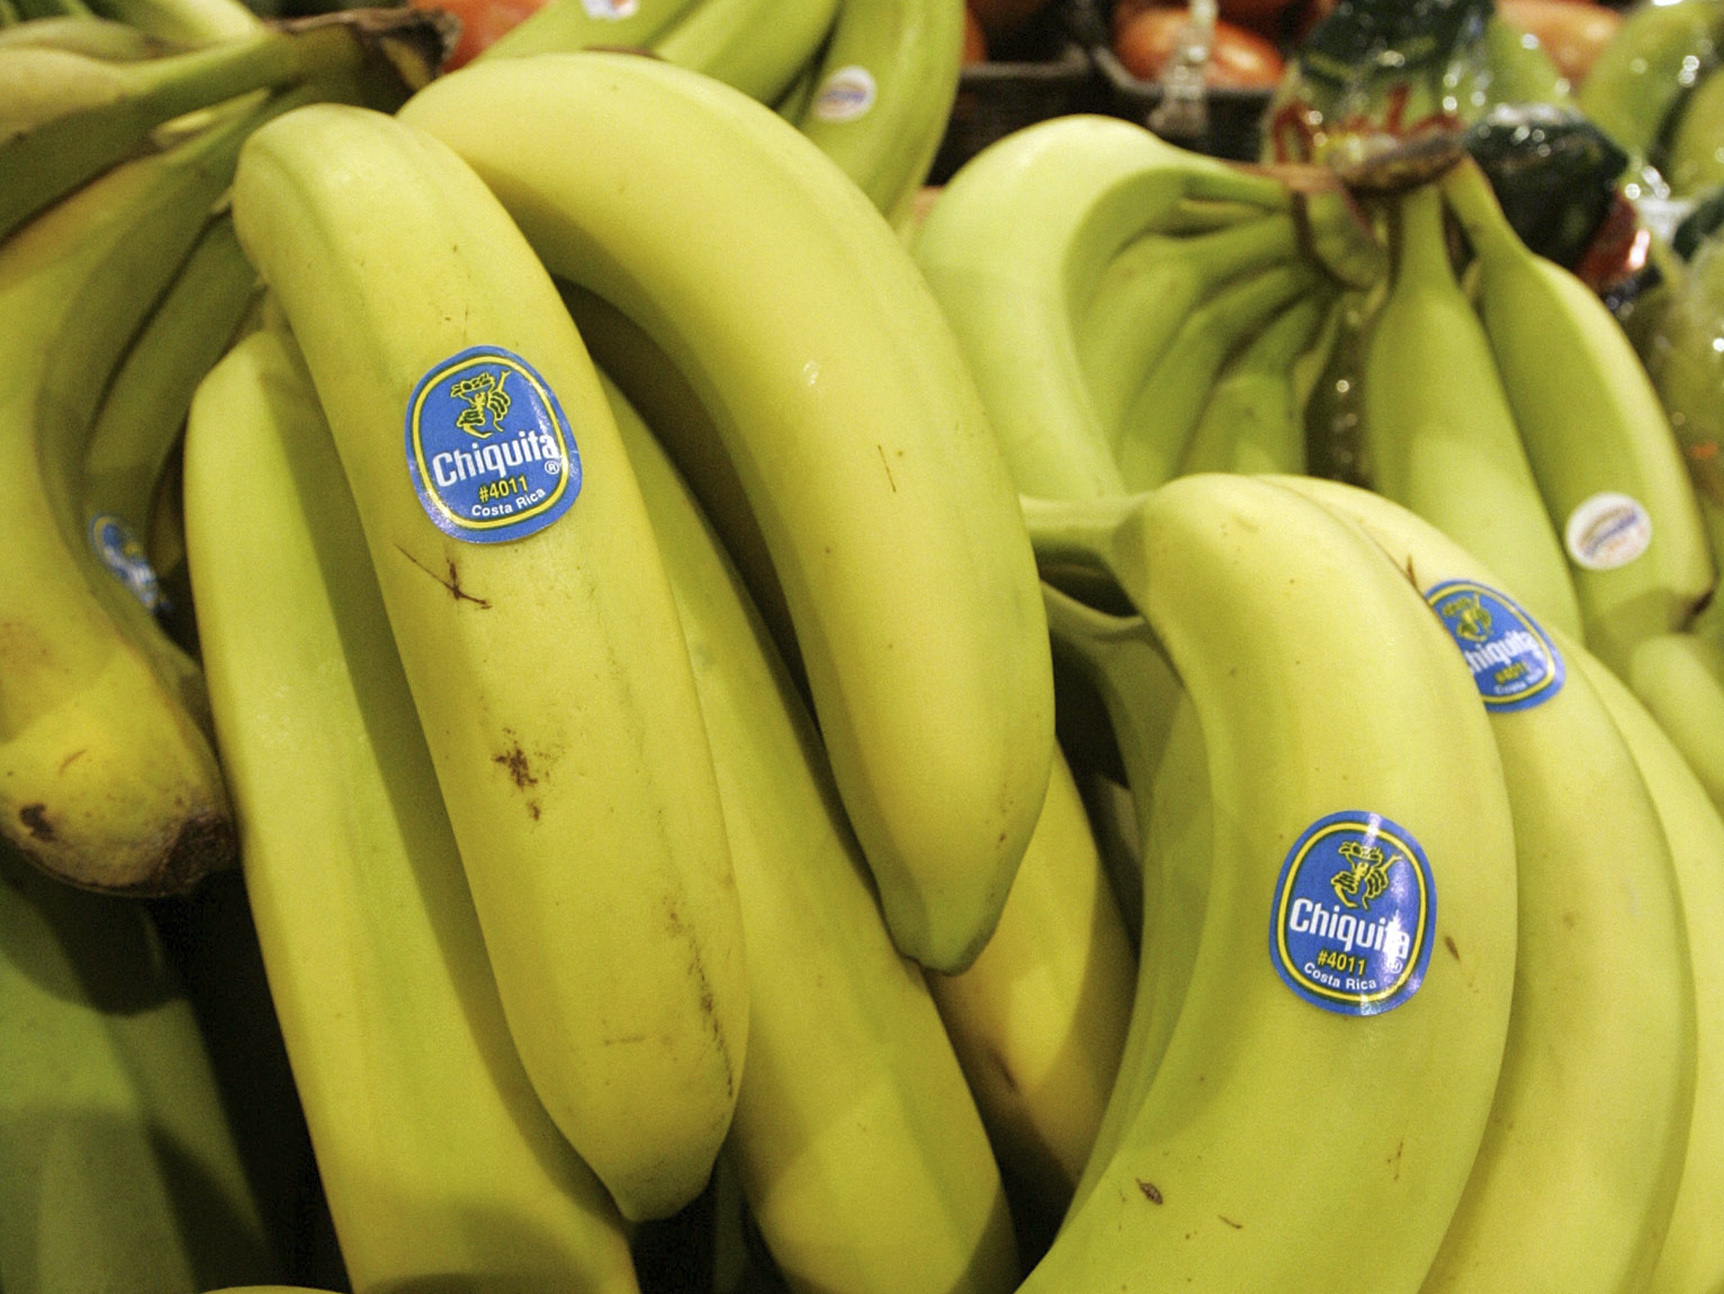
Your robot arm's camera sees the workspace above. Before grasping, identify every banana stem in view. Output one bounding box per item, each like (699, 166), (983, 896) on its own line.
(1437, 152), (1521, 261)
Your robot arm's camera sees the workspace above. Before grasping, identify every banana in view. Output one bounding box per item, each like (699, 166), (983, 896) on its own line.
(1623, 629), (1724, 816)
(0, 87), (326, 894)
(790, 0), (966, 228)
(1176, 289), (1339, 477)
(923, 741), (1137, 1238)
(1073, 213), (1308, 450)
(84, 210), (258, 628)
(230, 100), (749, 1224)
(479, 0), (699, 60)
(1576, 0), (1724, 187)
(605, 368), (1021, 1294)
(399, 50), (1055, 975)
(0, 10), (433, 244)
(651, 0), (841, 105)
(182, 321), (641, 1293)
(1016, 474), (1519, 1294)
(1275, 473), (1697, 1294)
(0, 11), (181, 56)
(1113, 260), (1328, 491)
(1439, 153), (1716, 677)
(1359, 178), (1585, 641)
(0, 841), (280, 1293)
(86, 0), (260, 44)
(1574, 646), (1724, 1294)
(909, 113), (1297, 499)
(1024, 586), (1207, 1228)
(1663, 58), (1724, 196)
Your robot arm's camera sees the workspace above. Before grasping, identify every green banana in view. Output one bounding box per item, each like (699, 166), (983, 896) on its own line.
(83, 211), (258, 626)
(1664, 58), (1724, 196)
(910, 112), (1297, 499)
(1112, 260), (1327, 490)
(0, 842), (279, 1292)
(0, 12), (427, 244)
(790, 0), (966, 228)
(606, 369), (1022, 1294)
(1359, 178), (1584, 641)
(1013, 474), (1520, 1293)
(1623, 629), (1724, 816)
(1177, 290), (1339, 476)
(1577, 647), (1724, 1294)
(1073, 213), (1308, 446)
(0, 11), (180, 55)
(479, 0), (698, 60)
(923, 742), (1137, 1236)
(0, 87), (331, 894)
(230, 101), (749, 1224)
(1277, 474), (1697, 1294)
(1440, 152), (1716, 677)
(84, 0), (260, 44)
(1576, 0), (1724, 186)
(399, 51), (1055, 976)
(182, 322), (641, 1293)
(650, 0), (841, 105)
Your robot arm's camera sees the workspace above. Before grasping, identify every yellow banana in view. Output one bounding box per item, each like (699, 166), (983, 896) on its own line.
(479, 0), (699, 60)
(1624, 629), (1724, 816)
(230, 101), (748, 1223)
(1016, 474), (1519, 1293)
(399, 51), (1054, 975)
(1439, 153), (1716, 676)
(606, 369), (1021, 1294)
(1277, 473), (1696, 1294)
(182, 320), (640, 1293)
(650, 0), (841, 105)
(83, 211), (258, 628)
(1176, 289), (1338, 477)
(1576, 645), (1724, 1294)
(1360, 179), (1584, 641)
(1113, 260), (1327, 490)
(923, 743), (1137, 1238)
(790, 0), (966, 228)
(0, 88), (322, 893)
(910, 113), (1297, 499)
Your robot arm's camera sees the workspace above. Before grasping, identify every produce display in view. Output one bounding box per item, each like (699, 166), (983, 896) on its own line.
(6, 0), (1724, 1292)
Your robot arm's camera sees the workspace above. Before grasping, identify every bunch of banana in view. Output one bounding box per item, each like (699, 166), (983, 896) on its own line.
(909, 111), (1384, 502)
(1017, 473), (1520, 1293)
(479, 0), (966, 229)
(396, 50), (1056, 979)
(0, 838), (280, 1292)
(0, 0), (440, 898)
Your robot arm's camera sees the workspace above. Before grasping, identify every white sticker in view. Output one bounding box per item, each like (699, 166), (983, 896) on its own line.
(1564, 491), (1653, 570)
(581, 0), (637, 16)
(812, 66), (877, 122)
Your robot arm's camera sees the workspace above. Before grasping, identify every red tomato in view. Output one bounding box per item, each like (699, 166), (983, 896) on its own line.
(1113, 4), (1287, 89)
(963, 6), (990, 63)
(412, 0), (547, 69)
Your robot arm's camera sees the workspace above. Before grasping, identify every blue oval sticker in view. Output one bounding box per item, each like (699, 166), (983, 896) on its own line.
(1269, 810), (1435, 1017)
(404, 346), (581, 543)
(1425, 579), (1564, 712)
(89, 512), (162, 612)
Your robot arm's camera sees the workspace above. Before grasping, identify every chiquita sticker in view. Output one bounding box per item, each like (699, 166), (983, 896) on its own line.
(89, 513), (162, 612)
(404, 346), (580, 543)
(1425, 578), (1565, 712)
(1269, 811), (1436, 1017)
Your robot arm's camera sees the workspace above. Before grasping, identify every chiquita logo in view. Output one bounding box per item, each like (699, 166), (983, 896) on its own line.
(1269, 811), (1435, 1017)
(1425, 579), (1564, 713)
(404, 346), (581, 544)
(89, 512), (162, 612)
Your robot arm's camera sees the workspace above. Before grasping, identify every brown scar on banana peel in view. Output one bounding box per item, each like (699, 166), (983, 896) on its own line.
(396, 543), (491, 608)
